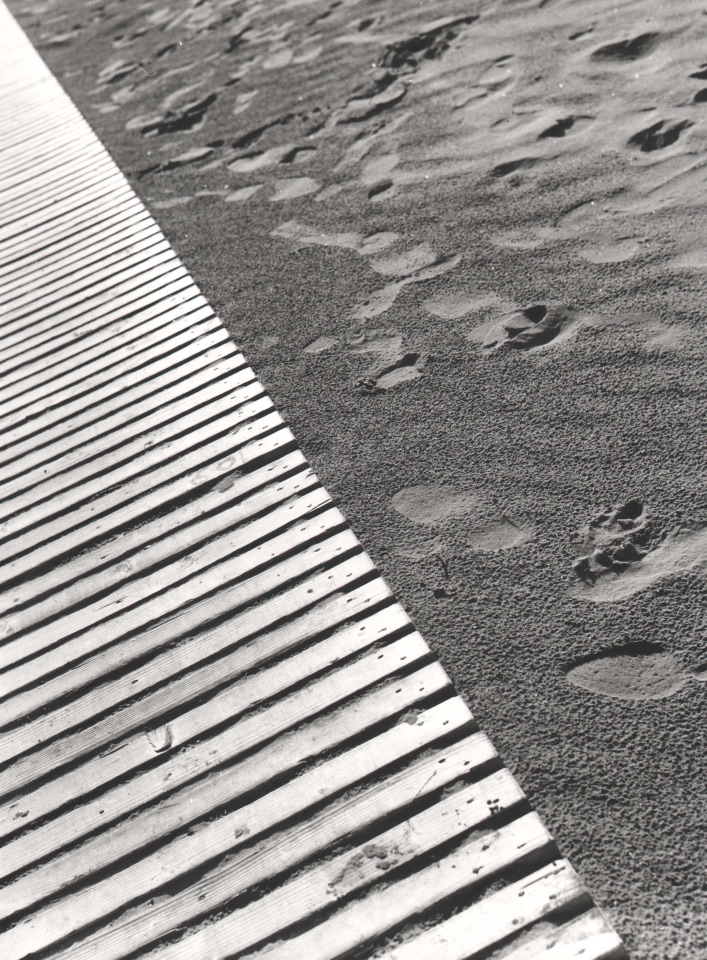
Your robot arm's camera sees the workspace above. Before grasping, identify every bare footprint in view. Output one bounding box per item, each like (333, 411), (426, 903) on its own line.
(392, 485), (533, 554)
(304, 335), (339, 354)
(463, 519), (533, 552)
(392, 484), (481, 525)
(359, 352), (424, 392)
(351, 254), (461, 321)
(424, 291), (480, 319)
(565, 644), (707, 701)
(483, 304), (579, 351)
(269, 177), (320, 201)
(627, 119), (693, 153)
(571, 501), (707, 602)
(590, 33), (661, 62)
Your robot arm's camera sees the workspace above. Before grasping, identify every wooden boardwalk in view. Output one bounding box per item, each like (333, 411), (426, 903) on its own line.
(0, 3), (625, 958)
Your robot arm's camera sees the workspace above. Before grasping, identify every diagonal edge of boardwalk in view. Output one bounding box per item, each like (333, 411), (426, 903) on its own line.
(0, 3), (626, 959)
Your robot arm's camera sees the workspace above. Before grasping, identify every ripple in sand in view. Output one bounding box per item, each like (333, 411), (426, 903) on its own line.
(352, 254), (461, 321)
(391, 532), (442, 561)
(232, 90), (258, 116)
(590, 32), (662, 63)
(565, 645), (706, 701)
(627, 119), (693, 153)
(228, 144), (294, 172)
(641, 323), (690, 355)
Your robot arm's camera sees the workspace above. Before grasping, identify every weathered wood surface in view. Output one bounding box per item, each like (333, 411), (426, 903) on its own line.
(0, 3), (625, 958)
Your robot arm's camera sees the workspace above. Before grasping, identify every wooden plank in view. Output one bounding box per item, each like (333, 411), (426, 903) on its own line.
(0, 469), (327, 675)
(0, 323), (230, 462)
(0, 417), (291, 577)
(0, 189), (139, 272)
(0, 193), (144, 281)
(3, 235), (174, 327)
(0, 448), (309, 616)
(0, 122), (92, 172)
(0, 153), (119, 221)
(1, 658), (451, 898)
(0, 220), (164, 307)
(2, 242), (180, 334)
(0, 208), (156, 289)
(0, 9), (623, 960)
(488, 909), (625, 959)
(149, 810), (550, 960)
(0, 280), (200, 404)
(239, 815), (552, 960)
(6, 714), (496, 960)
(0, 138), (108, 198)
(1, 266), (190, 376)
(23, 713), (488, 960)
(0, 199), (144, 271)
(0, 216), (160, 302)
(0, 632), (451, 920)
(1, 347), (248, 484)
(0, 152), (122, 219)
(0, 564), (390, 831)
(0, 504), (351, 723)
(0, 202), (151, 282)
(0, 380), (267, 543)
(0, 133), (110, 184)
(1, 253), (187, 362)
(0, 360), (255, 513)
(0, 310), (223, 454)
(0, 178), (134, 248)
(375, 860), (588, 960)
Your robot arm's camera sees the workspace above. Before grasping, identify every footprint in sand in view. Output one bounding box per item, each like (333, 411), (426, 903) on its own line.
(423, 291), (481, 320)
(347, 329), (424, 392)
(271, 220), (400, 256)
(303, 328), (424, 392)
(627, 119), (693, 153)
(139, 145), (215, 177)
(304, 335), (340, 355)
(538, 115), (594, 139)
(225, 184), (263, 202)
(269, 177), (321, 201)
(565, 644), (707, 701)
(571, 500), (707, 602)
(482, 304), (579, 351)
(128, 91), (219, 136)
(391, 484), (532, 554)
(392, 485), (482, 525)
(351, 251), (461, 321)
(359, 353), (424, 392)
(590, 33), (661, 63)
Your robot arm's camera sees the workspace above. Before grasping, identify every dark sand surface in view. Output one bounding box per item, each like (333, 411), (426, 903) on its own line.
(9, 0), (707, 955)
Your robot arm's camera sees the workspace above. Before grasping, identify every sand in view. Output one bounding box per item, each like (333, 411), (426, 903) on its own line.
(9, 0), (706, 955)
